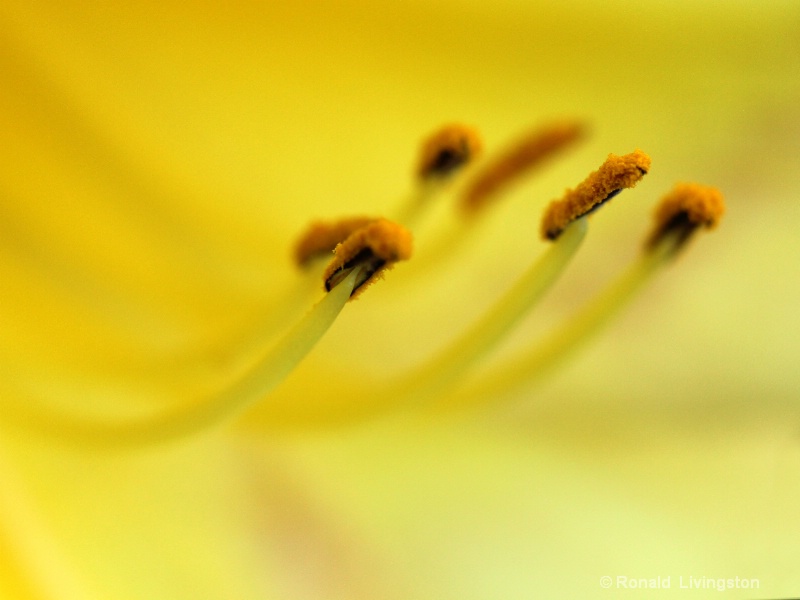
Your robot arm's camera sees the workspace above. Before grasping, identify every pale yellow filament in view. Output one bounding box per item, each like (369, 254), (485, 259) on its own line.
(393, 179), (448, 231)
(263, 217), (588, 427)
(442, 232), (680, 410)
(401, 217), (588, 403)
(6, 268), (361, 447)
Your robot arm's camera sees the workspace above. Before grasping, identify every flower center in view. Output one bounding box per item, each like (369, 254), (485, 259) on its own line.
(7, 121), (724, 445)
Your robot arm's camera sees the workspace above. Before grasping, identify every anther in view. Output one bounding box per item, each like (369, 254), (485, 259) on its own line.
(645, 183), (725, 252)
(416, 123), (483, 180)
(451, 183), (723, 407)
(323, 219), (413, 298)
(540, 149), (651, 240)
(461, 121), (586, 214)
(293, 216), (377, 267)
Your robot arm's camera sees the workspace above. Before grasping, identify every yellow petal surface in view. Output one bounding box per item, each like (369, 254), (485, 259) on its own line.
(1, 0), (799, 598)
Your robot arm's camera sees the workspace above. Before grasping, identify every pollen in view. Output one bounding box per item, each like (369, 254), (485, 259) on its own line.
(416, 123), (483, 180)
(645, 183), (725, 250)
(540, 149), (651, 240)
(293, 216), (377, 267)
(461, 120), (586, 214)
(323, 219), (413, 299)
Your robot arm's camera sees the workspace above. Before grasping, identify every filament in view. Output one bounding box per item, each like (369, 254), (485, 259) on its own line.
(7, 268), (362, 447)
(400, 217), (588, 402)
(392, 179), (443, 230)
(394, 123), (482, 230)
(264, 217), (588, 426)
(444, 231), (682, 409)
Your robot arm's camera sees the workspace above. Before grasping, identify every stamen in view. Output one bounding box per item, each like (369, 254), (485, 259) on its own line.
(10, 268), (365, 447)
(645, 183), (725, 254)
(445, 183), (724, 408)
(401, 217), (587, 401)
(215, 216), (375, 359)
(395, 124), (482, 228)
(250, 217), (587, 428)
(540, 149), (651, 240)
(14, 108), (723, 441)
(461, 121), (586, 214)
(193, 217), (411, 389)
(402, 123), (586, 278)
(416, 123), (483, 180)
(323, 219), (413, 299)
(293, 216), (377, 268)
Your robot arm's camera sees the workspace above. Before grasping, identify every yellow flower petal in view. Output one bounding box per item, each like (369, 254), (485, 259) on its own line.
(2, 0), (799, 598)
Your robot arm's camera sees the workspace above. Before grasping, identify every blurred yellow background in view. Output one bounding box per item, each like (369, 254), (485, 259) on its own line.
(1, 0), (799, 598)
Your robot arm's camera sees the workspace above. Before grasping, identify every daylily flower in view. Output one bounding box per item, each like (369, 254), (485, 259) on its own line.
(2, 1), (799, 599)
